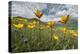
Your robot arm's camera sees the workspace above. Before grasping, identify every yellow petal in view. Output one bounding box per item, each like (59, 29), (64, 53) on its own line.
(53, 34), (59, 40)
(69, 30), (78, 37)
(32, 20), (37, 25)
(61, 27), (67, 34)
(13, 24), (24, 29)
(34, 9), (43, 18)
(47, 20), (55, 28)
(60, 15), (70, 24)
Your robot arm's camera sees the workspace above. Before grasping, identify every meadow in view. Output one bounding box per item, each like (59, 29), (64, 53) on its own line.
(10, 16), (78, 53)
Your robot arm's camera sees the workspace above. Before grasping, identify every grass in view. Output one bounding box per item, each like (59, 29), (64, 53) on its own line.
(10, 17), (78, 53)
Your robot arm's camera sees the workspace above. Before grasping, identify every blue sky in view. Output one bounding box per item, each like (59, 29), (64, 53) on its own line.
(11, 1), (78, 22)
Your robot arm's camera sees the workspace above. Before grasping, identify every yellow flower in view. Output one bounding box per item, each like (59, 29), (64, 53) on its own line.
(13, 23), (24, 29)
(47, 20), (55, 28)
(46, 25), (50, 28)
(33, 24), (36, 28)
(59, 15), (70, 24)
(52, 34), (59, 41)
(32, 20), (37, 25)
(34, 9), (43, 18)
(27, 22), (36, 29)
(61, 27), (68, 34)
(69, 30), (78, 37)
(27, 25), (34, 29)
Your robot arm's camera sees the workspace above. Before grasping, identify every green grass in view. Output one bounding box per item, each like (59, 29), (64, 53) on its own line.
(10, 17), (78, 53)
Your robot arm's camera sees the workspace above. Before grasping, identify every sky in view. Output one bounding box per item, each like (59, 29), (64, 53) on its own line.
(10, 1), (78, 22)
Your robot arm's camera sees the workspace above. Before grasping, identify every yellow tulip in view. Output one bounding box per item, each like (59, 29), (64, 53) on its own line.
(59, 15), (70, 24)
(34, 9), (43, 18)
(47, 20), (55, 28)
(13, 23), (24, 29)
(52, 34), (59, 41)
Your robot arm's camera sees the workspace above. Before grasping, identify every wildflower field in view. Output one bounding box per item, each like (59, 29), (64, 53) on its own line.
(9, 1), (78, 52)
(10, 12), (78, 52)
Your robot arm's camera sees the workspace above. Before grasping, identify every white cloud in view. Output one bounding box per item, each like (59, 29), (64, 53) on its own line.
(55, 5), (78, 18)
(11, 1), (78, 22)
(11, 1), (47, 18)
(56, 10), (68, 16)
(40, 15), (60, 22)
(49, 8), (55, 14)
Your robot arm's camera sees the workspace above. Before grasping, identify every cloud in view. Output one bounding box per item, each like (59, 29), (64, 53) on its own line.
(56, 10), (68, 16)
(55, 5), (78, 18)
(11, 1), (78, 22)
(40, 15), (60, 22)
(11, 1), (47, 18)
